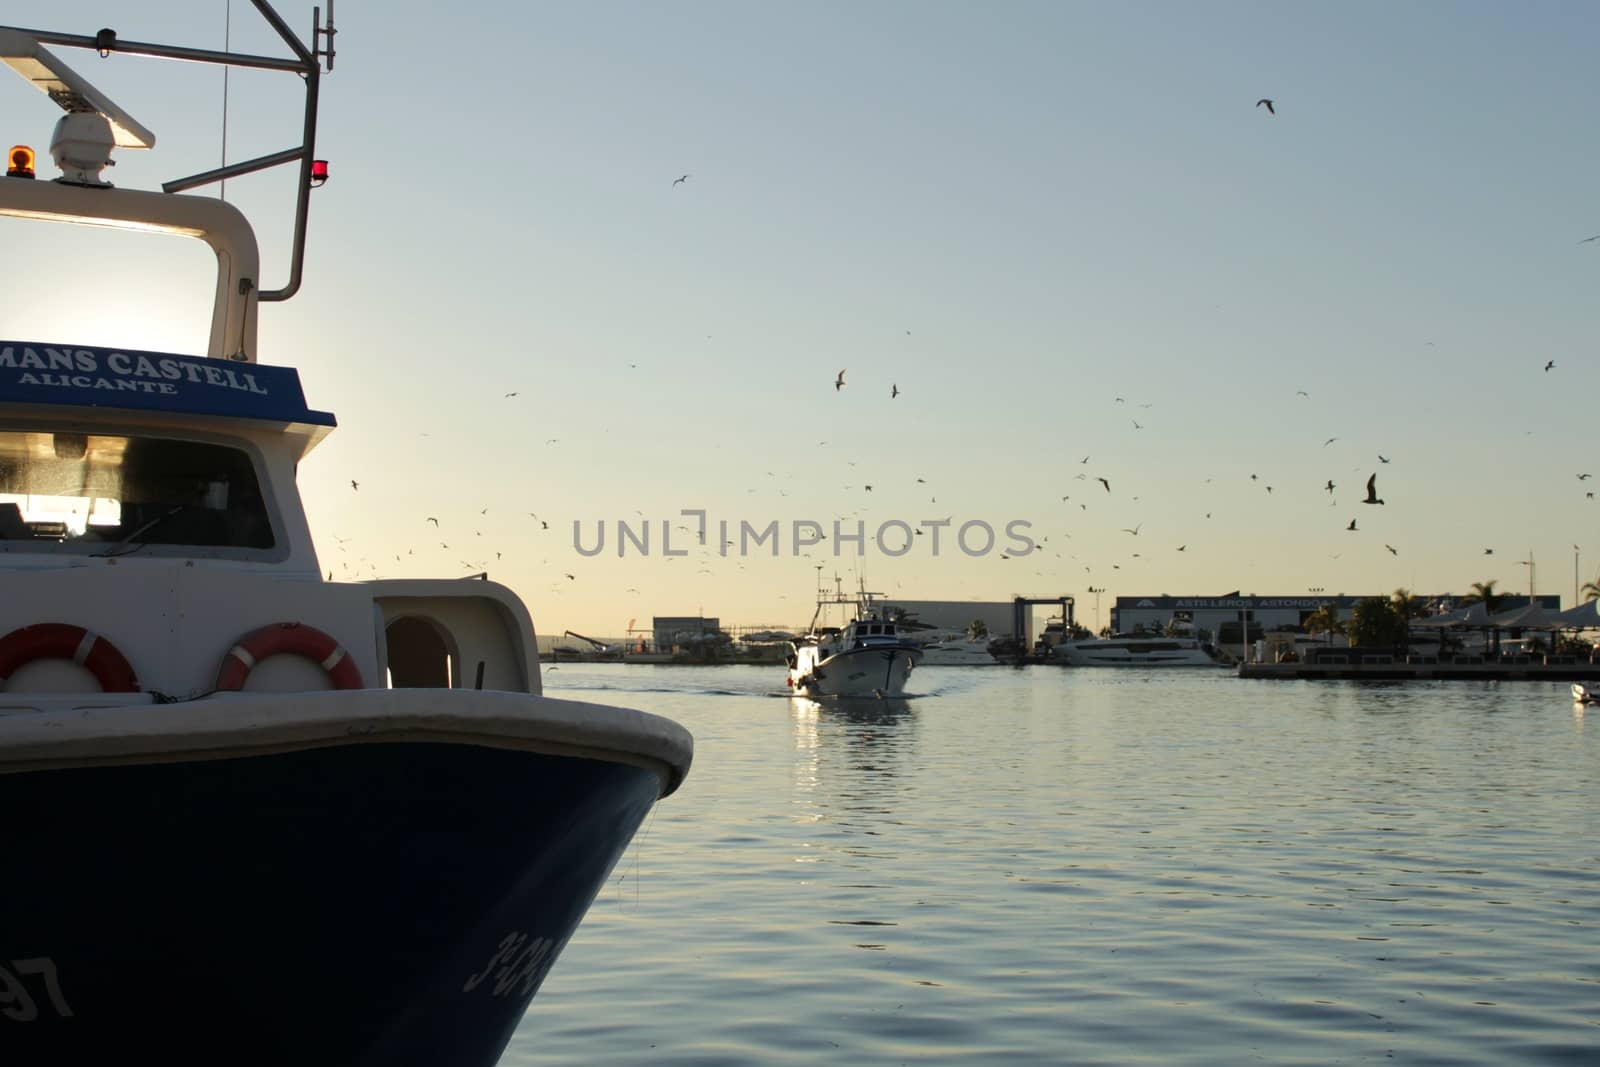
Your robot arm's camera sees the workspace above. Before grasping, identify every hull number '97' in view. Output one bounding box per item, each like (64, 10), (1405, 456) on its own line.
(1, 958), (74, 1021)
(462, 932), (556, 999)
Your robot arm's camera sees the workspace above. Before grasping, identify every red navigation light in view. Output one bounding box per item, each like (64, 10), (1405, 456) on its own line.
(310, 159), (329, 187)
(7, 145), (36, 179)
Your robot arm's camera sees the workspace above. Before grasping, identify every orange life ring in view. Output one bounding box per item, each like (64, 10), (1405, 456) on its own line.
(216, 622), (364, 691)
(0, 623), (139, 692)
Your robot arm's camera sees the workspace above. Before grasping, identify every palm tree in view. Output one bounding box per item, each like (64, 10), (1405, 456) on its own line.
(1304, 602), (1341, 644)
(1390, 587), (1426, 621)
(1582, 577), (1600, 603)
(1459, 580), (1505, 614)
(1460, 579), (1506, 656)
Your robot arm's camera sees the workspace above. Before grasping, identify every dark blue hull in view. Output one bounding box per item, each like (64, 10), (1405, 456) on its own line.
(0, 741), (661, 1066)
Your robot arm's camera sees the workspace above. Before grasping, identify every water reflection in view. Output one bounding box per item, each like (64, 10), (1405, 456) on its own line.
(809, 695), (914, 726)
(790, 695), (917, 756)
(788, 694), (919, 823)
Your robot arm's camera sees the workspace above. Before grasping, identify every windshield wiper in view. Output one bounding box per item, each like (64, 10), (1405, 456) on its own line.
(92, 504), (189, 558)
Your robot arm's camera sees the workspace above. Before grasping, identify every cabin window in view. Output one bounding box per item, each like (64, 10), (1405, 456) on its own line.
(0, 429), (275, 554)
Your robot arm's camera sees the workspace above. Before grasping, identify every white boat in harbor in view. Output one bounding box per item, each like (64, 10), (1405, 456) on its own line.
(787, 581), (923, 697)
(1051, 634), (1227, 667)
(1572, 682), (1599, 704)
(906, 628), (999, 665)
(0, 12), (691, 1066)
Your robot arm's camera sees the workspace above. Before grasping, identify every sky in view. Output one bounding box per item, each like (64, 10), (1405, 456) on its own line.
(3, 1), (1600, 638)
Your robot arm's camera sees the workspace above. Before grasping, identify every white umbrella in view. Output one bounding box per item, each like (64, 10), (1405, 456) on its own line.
(1484, 603), (1564, 630)
(1550, 600), (1600, 628)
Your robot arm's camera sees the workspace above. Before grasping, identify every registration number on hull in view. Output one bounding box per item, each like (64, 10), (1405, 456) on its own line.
(0, 958), (73, 1021)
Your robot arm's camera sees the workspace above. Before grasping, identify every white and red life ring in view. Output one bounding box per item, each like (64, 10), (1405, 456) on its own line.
(0, 623), (140, 692)
(216, 622), (364, 691)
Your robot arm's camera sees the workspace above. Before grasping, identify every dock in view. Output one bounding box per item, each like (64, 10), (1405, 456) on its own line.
(1239, 653), (1600, 682)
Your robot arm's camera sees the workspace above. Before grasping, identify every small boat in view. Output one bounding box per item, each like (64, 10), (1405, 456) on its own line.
(787, 579), (923, 697)
(892, 616), (998, 665)
(908, 628), (1000, 666)
(1572, 682), (1599, 704)
(0, 12), (691, 1067)
(1051, 634), (1228, 667)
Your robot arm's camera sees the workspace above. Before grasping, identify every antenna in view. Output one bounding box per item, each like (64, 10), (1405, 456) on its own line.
(220, 1), (231, 200)
(314, 1), (336, 72)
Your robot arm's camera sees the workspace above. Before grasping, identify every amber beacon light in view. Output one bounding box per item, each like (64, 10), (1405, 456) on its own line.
(7, 144), (35, 179)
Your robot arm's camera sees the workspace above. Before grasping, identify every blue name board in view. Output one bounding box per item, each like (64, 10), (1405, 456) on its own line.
(0, 341), (335, 427)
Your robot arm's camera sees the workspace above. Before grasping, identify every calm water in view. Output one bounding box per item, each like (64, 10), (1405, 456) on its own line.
(505, 665), (1598, 1066)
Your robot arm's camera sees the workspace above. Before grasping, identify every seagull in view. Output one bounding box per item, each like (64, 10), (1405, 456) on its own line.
(1579, 235), (1600, 244)
(891, 384), (899, 398)
(1097, 477), (1111, 493)
(1325, 479), (1336, 494)
(1378, 454), (1390, 463)
(1386, 544), (1398, 556)
(1363, 473), (1384, 505)
(504, 391), (519, 398)
(1323, 437), (1338, 447)
(1295, 390), (1309, 397)
(835, 369), (846, 391)
(1545, 360), (1556, 372)
(1579, 473), (1592, 480)
(1176, 545), (1186, 552)
(1132, 419), (1142, 430)
(1484, 548), (1494, 555)
(426, 517), (439, 526)
(1347, 519), (1358, 531)
(564, 573), (576, 580)
(1256, 98), (1275, 114)
(672, 174), (689, 187)
(350, 480), (359, 491)
(1122, 524), (1142, 535)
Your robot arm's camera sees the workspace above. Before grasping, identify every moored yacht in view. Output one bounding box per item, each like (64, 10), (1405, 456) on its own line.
(0, 11), (691, 1067)
(1050, 633), (1227, 667)
(906, 628), (999, 665)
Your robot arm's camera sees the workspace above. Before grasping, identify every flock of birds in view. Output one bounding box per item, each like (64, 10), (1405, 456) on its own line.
(323, 94), (1597, 621)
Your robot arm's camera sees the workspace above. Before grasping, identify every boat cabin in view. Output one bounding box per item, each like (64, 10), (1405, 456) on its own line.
(0, 91), (545, 703)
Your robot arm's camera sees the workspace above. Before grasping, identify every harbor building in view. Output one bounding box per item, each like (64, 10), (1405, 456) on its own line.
(1110, 593), (1560, 643)
(651, 616), (727, 653)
